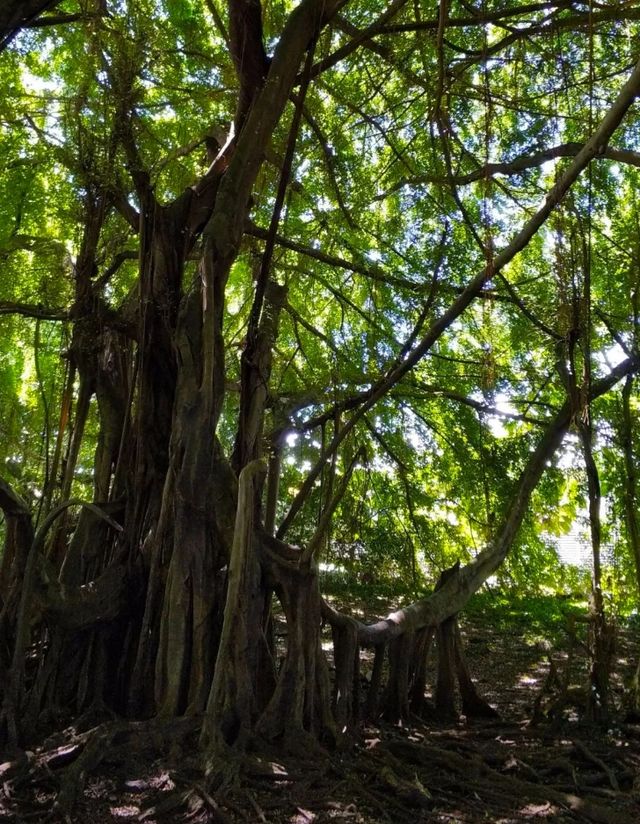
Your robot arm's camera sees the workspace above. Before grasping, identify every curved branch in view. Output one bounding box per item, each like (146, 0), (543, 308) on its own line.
(382, 143), (640, 198)
(0, 302), (68, 321)
(325, 354), (640, 646)
(33, 498), (123, 555)
(37, 561), (130, 631)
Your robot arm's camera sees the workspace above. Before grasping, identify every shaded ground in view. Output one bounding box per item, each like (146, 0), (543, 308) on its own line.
(2, 595), (640, 823)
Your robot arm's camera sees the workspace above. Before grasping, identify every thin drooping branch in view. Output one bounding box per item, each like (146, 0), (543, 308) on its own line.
(622, 375), (640, 594)
(302, 447), (363, 565)
(622, 373), (640, 712)
(381, 142), (640, 197)
(232, 281), (287, 472)
(277, 53), (640, 539)
(247, 36), (316, 348)
(40, 361), (74, 517)
(579, 414), (613, 720)
(580, 420), (603, 597)
(496, 273), (563, 341)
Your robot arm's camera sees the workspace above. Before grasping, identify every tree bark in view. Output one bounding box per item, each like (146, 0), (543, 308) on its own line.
(201, 460), (268, 751)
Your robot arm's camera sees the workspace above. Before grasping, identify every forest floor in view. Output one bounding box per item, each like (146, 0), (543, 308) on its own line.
(2, 592), (640, 823)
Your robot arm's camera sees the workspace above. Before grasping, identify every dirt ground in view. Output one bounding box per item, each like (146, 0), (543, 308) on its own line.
(1, 603), (639, 823)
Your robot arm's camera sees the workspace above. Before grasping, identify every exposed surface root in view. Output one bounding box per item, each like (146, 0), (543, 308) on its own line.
(1, 714), (639, 823)
(2, 614), (640, 822)
(0, 716), (199, 822)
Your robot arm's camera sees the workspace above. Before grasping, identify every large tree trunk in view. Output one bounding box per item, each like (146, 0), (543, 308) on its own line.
(200, 461), (270, 752)
(3, 0), (640, 769)
(128, 201), (188, 554)
(149, 271), (237, 717)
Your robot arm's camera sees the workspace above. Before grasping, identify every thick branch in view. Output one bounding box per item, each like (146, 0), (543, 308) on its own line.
(0, 0), (61, 51)
(228, 0), (269, 128)
(212, 0), (349, 239)
(0, 302), (68, 321)
(0, 479), (33, 600)
(325, 354), (640, 646)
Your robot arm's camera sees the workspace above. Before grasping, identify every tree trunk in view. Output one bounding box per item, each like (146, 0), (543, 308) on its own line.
(578, 420), (613, 722)
(151, 275), (237, 717)
(435, 617), (458, 720)
(3, 0), (640, 765)
(200, 460), (269, 751)
(256, 557), (335, 751)
(621, 375), (640, 714)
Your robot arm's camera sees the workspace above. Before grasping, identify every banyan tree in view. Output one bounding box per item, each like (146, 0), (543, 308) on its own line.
(1, 0), (640, 788)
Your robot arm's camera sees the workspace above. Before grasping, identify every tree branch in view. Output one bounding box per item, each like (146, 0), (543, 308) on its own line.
(277, 53), (640, 538)
(382, 142), (640, 197)
(0, 302), (68, 321)
(325, 353), (640, 646)
(308, 0), (409, 81)
(0, 0), (61, 52)
(245, 220), (418, 291)
(228, 0), (269, 128)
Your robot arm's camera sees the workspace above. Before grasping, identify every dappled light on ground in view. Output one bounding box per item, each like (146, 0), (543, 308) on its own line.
(2, 604), (640, 822)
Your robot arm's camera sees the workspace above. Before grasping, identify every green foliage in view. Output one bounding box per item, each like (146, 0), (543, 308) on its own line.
(1, 0), (640, 615)
(464, 590), (589, 645)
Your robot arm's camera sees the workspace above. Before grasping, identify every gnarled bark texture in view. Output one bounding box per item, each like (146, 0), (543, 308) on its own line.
(2, 0), (640, 775)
